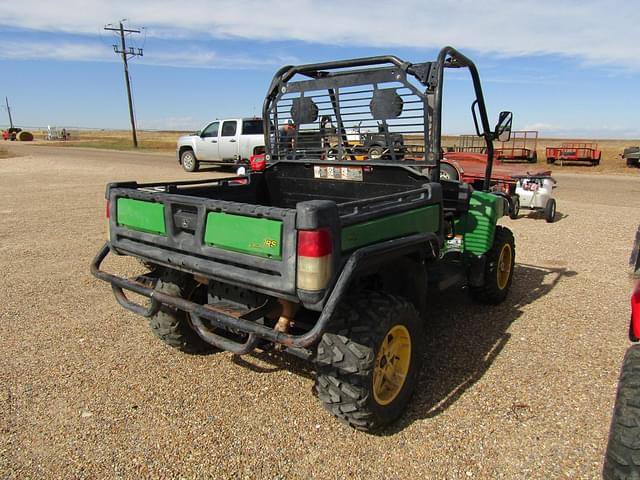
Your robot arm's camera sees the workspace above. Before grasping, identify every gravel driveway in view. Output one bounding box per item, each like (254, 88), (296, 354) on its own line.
(1, 144), (639, 479)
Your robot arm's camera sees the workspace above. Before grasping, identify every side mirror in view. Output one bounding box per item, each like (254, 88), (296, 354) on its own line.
(494, 111), (513, 142)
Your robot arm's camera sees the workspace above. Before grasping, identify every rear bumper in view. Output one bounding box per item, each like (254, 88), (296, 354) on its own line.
(91, 233), (437, 351)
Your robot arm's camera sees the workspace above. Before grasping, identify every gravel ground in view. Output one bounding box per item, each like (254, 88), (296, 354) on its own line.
(1, 143), (639, 479)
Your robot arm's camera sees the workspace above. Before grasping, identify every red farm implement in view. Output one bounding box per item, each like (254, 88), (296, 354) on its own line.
(545, 142), (601, 166)
(494, 130), (538, 163)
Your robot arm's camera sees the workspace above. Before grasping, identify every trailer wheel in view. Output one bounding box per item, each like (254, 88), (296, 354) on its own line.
(149, 271), (216, 354)
(509, 195), (520, 219)
(440, 163), (460, 181)
(529, 151), (538, 163)
(545, 198), (556, 223)
(470, 226), (515, 304)
(603, 344), (640, 480)
(315, 291), (423, 432)
(181, 149), (199, 172)
(546, 157), (556, 164)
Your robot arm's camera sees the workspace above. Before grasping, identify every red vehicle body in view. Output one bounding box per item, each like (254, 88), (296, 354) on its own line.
(545, 142), (601, 166)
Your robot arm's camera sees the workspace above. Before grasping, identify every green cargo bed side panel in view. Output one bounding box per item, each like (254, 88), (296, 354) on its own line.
(116, 198), (166, 235)
(341, 204), (440, 252)
(204, 212), (282, 260)
(456, 191), (502, 255)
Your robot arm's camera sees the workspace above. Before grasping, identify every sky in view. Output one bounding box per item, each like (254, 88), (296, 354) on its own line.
(1, 0), (639, 138)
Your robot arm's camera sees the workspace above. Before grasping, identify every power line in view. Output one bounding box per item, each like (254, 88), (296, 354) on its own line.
(104, 20), (144, 148)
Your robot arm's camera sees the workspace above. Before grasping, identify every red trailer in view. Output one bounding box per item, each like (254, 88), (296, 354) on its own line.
(494, 130), (538, 163)
(545, 142), (601, 166)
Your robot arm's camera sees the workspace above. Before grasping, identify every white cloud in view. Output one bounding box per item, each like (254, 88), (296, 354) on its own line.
(1, 0), (639, 69)
(0, 40), (112, 62)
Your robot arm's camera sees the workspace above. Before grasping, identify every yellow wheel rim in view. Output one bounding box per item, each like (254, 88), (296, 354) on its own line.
(373, 324), (412, 406)
(496, 243), (513, 290)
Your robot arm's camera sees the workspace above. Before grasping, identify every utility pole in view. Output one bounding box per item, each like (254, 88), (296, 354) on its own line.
(5, 97), (14, 129)
(104, 20), (143, 148)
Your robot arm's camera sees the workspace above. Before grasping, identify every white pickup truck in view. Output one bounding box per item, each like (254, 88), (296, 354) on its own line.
(176, 118), (265, 172)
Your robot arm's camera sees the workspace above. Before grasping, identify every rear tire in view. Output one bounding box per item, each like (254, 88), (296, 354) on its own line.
(603, 344), (640, 480)
(181, 149), (199, 172)
(545, 198), (556, 223)
(470, 226), (515, 304)
(149, 270), (216, 354)
(315, 291), (423, 432)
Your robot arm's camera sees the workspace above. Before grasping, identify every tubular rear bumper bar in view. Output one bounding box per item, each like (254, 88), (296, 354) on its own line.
(91, 234), (437, 350)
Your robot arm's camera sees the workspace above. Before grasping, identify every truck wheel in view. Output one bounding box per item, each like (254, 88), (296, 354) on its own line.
(544, 198), (556, 223)
(149, 271), (215, 354)
(509, 195), (520, 219)
(368, 146), (384, 160)
(603, 344), (640, 480)
(440, 163), (460, 181)
(315, 292), (423, 432)
(181, 149), (199, 172)
(470, 226), (515, 305)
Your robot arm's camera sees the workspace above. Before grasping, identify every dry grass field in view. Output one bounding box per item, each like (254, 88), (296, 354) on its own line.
(16, 129), (640, 175)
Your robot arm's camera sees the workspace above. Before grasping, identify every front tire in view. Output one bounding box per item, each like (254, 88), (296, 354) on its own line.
(315, 292), (423, 432)
(603, 345), (640, 480)
(470, 226), (515, 304)
(181, 149), (199, 172)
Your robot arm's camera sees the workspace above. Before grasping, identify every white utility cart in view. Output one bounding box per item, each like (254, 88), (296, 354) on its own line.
(513, 174), (557, 223)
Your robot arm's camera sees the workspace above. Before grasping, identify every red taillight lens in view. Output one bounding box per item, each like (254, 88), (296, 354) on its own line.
(249, 154), (266, 172)
(106, 200), (110, 219)
(297, 229), (333, 291)
(632, 282), (640, 340)
(298, 229), (332, 257)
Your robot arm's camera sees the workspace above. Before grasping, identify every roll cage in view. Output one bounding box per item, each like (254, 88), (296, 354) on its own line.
(263, 46), (500, 187)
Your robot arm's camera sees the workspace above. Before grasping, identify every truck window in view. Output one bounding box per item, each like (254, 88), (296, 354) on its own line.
(242, 120), (263, 135)
(221, 121), (238, 137)
(201, 122), (219, 138)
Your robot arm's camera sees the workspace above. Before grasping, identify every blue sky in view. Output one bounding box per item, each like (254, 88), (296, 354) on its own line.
(1, 0), (639, 138)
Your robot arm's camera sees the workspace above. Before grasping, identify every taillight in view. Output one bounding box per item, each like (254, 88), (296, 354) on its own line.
(297, 229), (332, 291)
(632, 282), (640, 341)
(249, 154), (266, 172)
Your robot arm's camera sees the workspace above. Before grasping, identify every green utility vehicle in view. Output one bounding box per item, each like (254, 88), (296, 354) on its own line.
(91, 46), (516, 431)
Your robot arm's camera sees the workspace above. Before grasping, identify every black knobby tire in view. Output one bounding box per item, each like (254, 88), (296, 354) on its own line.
(149, 270), (215, 354)
(440, 163), (460, 181)
(315, 292), (423, 432)
(544, 198), (556, 223)
(509, 195), (520, 220)
(181, 149), (199, 172)
(603, 344), (640, 480)
(470, 226), (515, 305)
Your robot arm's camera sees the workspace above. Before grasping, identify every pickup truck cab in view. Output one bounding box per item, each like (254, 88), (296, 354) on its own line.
(177, 118), (264, 172)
